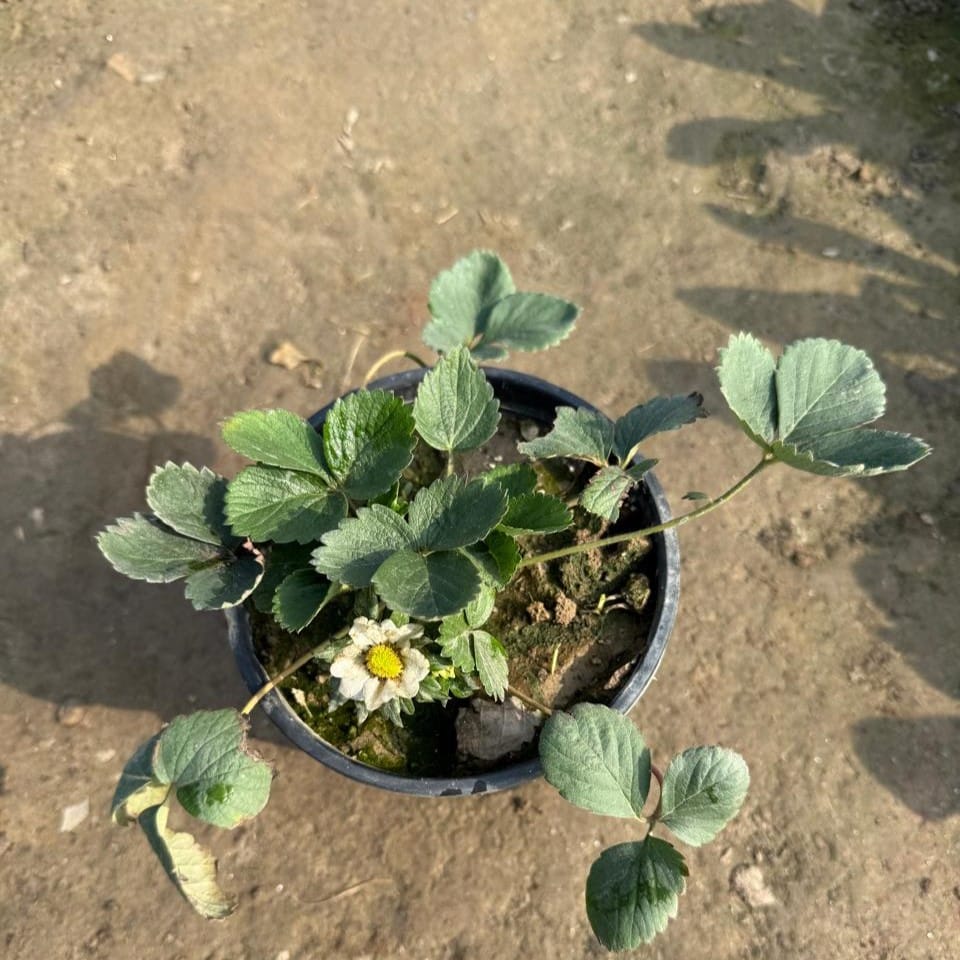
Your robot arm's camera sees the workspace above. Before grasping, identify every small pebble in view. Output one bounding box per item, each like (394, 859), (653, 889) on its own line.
(56, 700), (86, 727)
(519, 419), (540, 441)
(731, 864), (777, 908)
(822, 247), (840, 258)
(60, 799), (90, 832)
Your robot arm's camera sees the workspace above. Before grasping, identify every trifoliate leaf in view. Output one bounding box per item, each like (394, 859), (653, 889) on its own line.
(580, 466), (635, 523)
(222, 409), (330, 480)
(152, 710), (273, 829)
(771, 429), (931, 477)
(718, 334), (931, 476)
(423, 250), (516, 354)
(183, 550), (265, 611)
(517, 406), (614, 466)
(472, 630), (508, 701)
(585, 838), (688, 950)
(225, 466), (348, 544)
(473, 292), (579, 360)
(372, 548), (482, 619)
(613, 393), (706, 464)
(146, 462), (235, 546)
(498, 492), (573, 536)
(716, 333), (778, 447)
(464, 530), (521, 586)
(659, 746), (750, 847)
(465, 584), (496, 627)
(322, 390), (416, 498)
(249, 543), (315, 614)
(413, 347), (501, 453)
(112, 735), (167, 826)
(139, 803), (235, 919)
(776, 338), (885, 447)
(539, 703), (651, 819)
(312, 504), (417, 587)
(272, 569), (334, 632)
(479, 462), (538, 498)
(98, 514), (224, 583)
(407, 476), (508, 551)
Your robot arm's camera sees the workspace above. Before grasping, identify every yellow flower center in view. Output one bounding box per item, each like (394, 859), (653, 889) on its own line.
(365, 643), (404, 680)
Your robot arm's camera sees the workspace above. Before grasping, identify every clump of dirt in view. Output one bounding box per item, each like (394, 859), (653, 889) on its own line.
(247, 412), (660, 776)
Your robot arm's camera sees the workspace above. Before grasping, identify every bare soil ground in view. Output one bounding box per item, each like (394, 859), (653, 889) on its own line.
(1, 1), (957, 958)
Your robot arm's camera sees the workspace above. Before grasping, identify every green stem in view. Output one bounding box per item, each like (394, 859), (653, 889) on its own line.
(507, 685), (553, 716)
(362, 349), (429, 387)
(446, 451), (456, 477)
(519, 456), (774, 569)
(240, 585), (351, 717)
(240, 646), (325, 717)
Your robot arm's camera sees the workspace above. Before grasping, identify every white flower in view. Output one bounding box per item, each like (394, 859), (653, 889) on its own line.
(330, 617), (429, 712)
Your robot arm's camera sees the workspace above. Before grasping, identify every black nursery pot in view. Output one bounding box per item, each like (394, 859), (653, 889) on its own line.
(226, 367), (681, 798)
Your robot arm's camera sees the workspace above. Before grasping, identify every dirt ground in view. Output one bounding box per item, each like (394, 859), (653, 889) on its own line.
(1, 1), (958, 957)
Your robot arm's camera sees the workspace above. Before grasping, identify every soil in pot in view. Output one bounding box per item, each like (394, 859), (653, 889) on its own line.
(248, 411), (657, 777)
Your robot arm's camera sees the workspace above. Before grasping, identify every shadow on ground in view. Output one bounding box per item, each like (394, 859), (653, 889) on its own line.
(638, 1), (959, 817)
(1, 352), (252, 720)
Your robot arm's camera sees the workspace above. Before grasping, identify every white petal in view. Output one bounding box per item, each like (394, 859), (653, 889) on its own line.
(363, 677), (395, 711)
(331, 657), (370, 699)
(402, 648), (430, 682)
(396, 623), (425, 644)
(348, 617), (378, 649)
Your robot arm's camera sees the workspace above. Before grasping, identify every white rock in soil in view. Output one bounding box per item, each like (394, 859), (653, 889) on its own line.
(731, 863), (777, 908)
(456, 697), (542, 762)
(60, 798), (90, 832)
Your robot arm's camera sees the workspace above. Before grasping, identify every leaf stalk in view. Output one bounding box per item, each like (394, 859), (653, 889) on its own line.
(518, 456), (774, 568)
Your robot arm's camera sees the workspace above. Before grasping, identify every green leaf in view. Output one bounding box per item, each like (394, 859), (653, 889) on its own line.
(659, 746), (750, 847)
(322, 390), (416, 498)
(465, 584), (496, 627)
(717, 333), (778, 447)
(153, 710), (273, 829)
(112, 735), (167, 826)
(473, 630), (508, 701)
(539, 703), (651, 819)
(98, 514), (224, 583)
(222, 409), (330, 480)
(250, 543), (315, 614)
(146, 462), (235, 546)
(626, 457), (658, 481)
(183, 550), (265, 611)
(479, 462), (538, 498)
(272, 570), (334, 632)
(517, 406), (614, 466)
(312, 504), (416, 587)
(585, 838), (688, 951)
(438, 628), (475, 674)
(372, 548), (482, 619)
(580, 466), (635, 523)
(464, 530), (521, 587)
(613, 393), (705, 463)
(413, 347), (501, 453)
(776, 338), (885, 447)
(719, 335), (932, 475)
(682, 491), (709, 501)
(499, 492), (573, 536)
(225, 466), (348, 544)
(772, 429), (931, 477)
(139, 803), (236, 919)
(473, 292), (579, 360)
(407, 476), (508, 551)
(423, 250), (516, 354)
